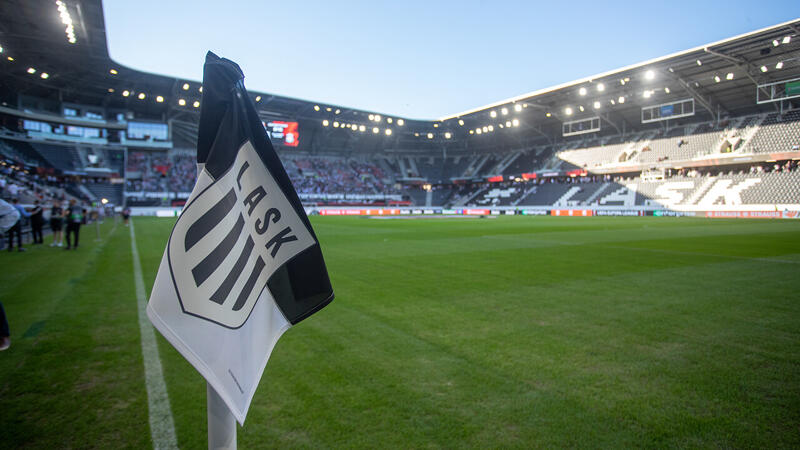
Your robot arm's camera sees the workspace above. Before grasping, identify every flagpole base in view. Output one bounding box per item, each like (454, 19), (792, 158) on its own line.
(208, 383), (236, 450)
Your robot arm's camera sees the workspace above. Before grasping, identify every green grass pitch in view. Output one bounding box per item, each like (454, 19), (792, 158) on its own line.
(1, 215), (799, 448)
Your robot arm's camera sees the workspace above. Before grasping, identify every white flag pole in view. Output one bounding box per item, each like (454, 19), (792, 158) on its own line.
(207, 383), (237, 450)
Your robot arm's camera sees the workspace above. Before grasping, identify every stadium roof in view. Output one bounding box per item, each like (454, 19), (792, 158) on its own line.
(0, 1), (798, 155)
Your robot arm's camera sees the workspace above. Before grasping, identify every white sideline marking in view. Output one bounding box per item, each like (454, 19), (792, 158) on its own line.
(131, 220), (179, 450)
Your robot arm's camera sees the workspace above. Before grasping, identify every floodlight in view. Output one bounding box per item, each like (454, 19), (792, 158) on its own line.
(6, 57), (12, 61)
(597, 83), (605, 92)
(427, 133), (433, 139)
(546, 112), (552, 117)
(726, 72), (734, 80)
(156, 95), (164, 103)
(374, 114), (381, 122)
(458, 119), (465, 126)
(760, 65), (768, 72)
(108, 88), (115, 93)
(193, 101), (200, 108)
(333, 122), (340, 128)
(385, 129), (392, 136)
(26, 67), (35, 74)
(512, 118), (519, 127)
(255, 96), (261, 102)
(178, 99), (186, 106)
(645, 70), (655, 80)
(775, 62), (784, 69)
(335, 109), (340, 114)
(469, 130), (474, 134)
(773, 39), (780, 47)
(372, 127), (379, 133)
(514, 104), (522, 112)
(505, 121), (511, 127)
(109, 69), (118, 75)
(643, 90), (651, 98)
(359, 125), (366, 131)
(397, 119), (404, 126)
(122, 90), (130, 97)
(387, 117), (393, 123)
(322, 120), (329, 126)
(696, 59), (702, 66)
(0, 45), (4, 53)
(664, 87), (670, 94)
(714, 75), (721, 83)
(476, 128), (482, 134)
(782, 36), (791, 44)
(618, 96), (625, 104)
(579, 105), (584, 112)
(482, 126), (488, 132)
(314, 105), (320, 111)
(579, 87), (587, 96)
(490, 110), (497, 118)
(593, 101), (601, 109)
(444, 132), (451, 139)
(182, 83), (189, 90)
(610, 99), (615, 105)
(199, 86), (203, 92)
(564, 107), (573, 115)
(488, 125), (494, 132)
(138, 92), (146, 100)
(501, 107), (508, 115)
(368, 114), (375, 120)
(40, 72), (49, 79)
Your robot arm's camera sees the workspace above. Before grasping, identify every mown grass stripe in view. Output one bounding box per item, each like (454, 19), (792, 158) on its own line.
(131, 220), (178, 450)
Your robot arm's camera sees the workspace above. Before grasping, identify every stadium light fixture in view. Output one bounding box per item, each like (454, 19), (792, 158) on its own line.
(514, 104), (522, 112)
(372, 127), (379, 133)
(444, 132), (451, 139)
(199, 86), (203, 93)
(783, 36), (791, 44)
(564, 107), (573, 115)
(326, 107), (332, 112)
(359, 125), (366, 132)
(546, 112), (552, 117)
(645, 70), (655, 80)
(335, 109), (341, 114)
(610, 99), (615, 105)
(760, 65), (768, 72)
(427, 133), (433, 139)
(476, 128), (482, 134)
(597, 83), (605, 92)
(643, 90), (651, 98)
(482, 126), (488, 132)
(501, 107), (508, 115)
(122, 90), (130, 97)
(618, 96), (625, 104)
(138, 92), (146, 100)
(593, 101), (601, 109)
(182, 83), (189, 90)
(696, 59), (702, 66)
(726, 72), (734, 80)
(333, 121), (340, 128)
(109, 69), (118, 75)
(433, 123), (439, 128)
(254, 95), (262, 102)
(620, 79), (626, 85)
(499, 124), (504, 129)
(193, 100), (200, 108)
(374, 114), (381, 122)
(108, 88), (115, 93)
(490, 110), (497, 118)
(578, 87), (587, 96)
(773, 39), (780, 47)
(512, 118), (519, 127)
(714, 75), (721, 83)
(397, 119), (404, 126)
(156, 95), (164, 103)
(469, 130), (474, 134)
(0, 46), (3, 53)
(458, 119), (465, 126)
(26, 67), (36, 74)
(579, 105), (585, 112)
(314, 105), (320, 111)
(40, 72), (49, 79)
(385, 129), (392, 136)
(387, 117), (393, 124)
(178, 99), (186, 106)
(664, 87), (670, 94)
(6, 57), (12, 62)
(368, 114), (375, 121)
(57, 1), (77, 44)
(505, 120), (511, 127)
(775, 61), (784, 69)
(322, 119), (329, 126)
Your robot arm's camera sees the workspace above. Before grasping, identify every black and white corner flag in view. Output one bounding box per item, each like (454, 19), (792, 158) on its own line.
(147, 52), (334, 424)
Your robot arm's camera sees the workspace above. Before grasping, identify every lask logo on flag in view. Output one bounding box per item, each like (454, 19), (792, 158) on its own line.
(167, 141), (315, 329)
(147, 52), (333, 425)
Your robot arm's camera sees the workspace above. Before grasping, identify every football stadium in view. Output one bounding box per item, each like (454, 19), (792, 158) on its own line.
(1, 1), (800, 448)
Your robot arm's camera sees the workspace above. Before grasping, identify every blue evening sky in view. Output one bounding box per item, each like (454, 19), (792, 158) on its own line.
(104, 1), (799, 119)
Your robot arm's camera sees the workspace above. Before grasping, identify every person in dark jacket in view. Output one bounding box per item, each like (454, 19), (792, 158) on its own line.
(64, 199), (83, 250)
(29, 199), (44, 244)
(7, 198), (30, 252)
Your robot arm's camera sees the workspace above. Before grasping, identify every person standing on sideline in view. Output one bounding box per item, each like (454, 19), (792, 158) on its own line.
(7, 198), (30, 252)
(0, 199), (17, 350)
(64, 198), (83, 250)
(50, 199), (64, 247)
(29, 199), (44, 244)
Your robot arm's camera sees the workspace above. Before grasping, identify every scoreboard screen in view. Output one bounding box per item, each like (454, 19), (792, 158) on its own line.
(263, 120), (299, 147)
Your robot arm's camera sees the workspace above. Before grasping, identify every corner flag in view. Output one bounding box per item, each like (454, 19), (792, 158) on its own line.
(146, 52), (334, 424)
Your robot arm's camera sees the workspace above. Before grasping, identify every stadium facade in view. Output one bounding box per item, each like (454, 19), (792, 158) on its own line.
(1, 0), (798, 217)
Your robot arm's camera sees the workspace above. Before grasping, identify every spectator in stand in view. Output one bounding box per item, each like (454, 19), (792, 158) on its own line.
(64, 199), (83, 250)
(29, 199), (44, 244)
(6, 198), (30, 252)
(50, 199), (64, 247)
